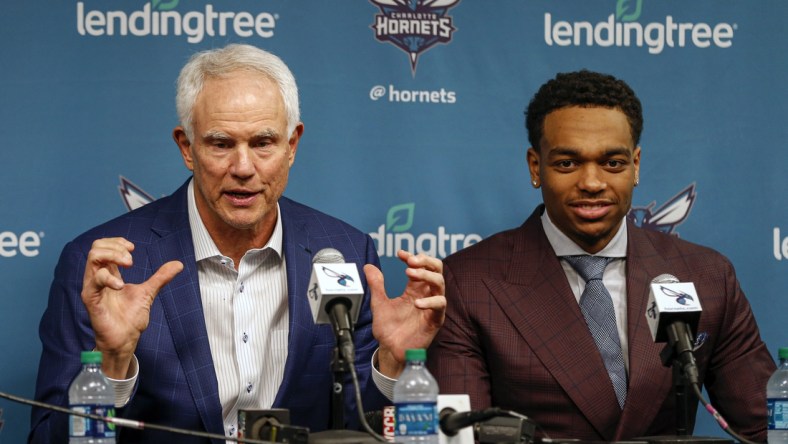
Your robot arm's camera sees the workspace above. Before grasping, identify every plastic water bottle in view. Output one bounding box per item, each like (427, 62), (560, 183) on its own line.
(768, 347), (788, 444)
(68, 351), (116, 443)
(393, 348), (439, 444)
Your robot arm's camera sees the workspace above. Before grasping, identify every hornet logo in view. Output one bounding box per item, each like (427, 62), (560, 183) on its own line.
(370, 0), (460, 74)
(659, 285), (695, 306)
(119, 176), (155, 211)
(321, 266), (355, 287)
(308, 267), (355, 299)
(627, 183), (696, 236)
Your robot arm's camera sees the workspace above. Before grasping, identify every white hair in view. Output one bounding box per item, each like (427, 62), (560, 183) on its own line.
(175, 44), (300, 140)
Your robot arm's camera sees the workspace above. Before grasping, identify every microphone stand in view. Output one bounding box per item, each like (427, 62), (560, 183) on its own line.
(330, 344), (350, 429)
(311, 303), (380, 444)
(637, 326), (732, 444)
(660, 343), (693, 436)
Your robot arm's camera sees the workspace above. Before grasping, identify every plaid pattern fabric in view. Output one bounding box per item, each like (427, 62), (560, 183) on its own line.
(429, 206), (775, 442)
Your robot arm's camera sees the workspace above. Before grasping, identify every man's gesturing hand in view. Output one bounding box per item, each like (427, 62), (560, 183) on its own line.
(81, 237), (183, 378)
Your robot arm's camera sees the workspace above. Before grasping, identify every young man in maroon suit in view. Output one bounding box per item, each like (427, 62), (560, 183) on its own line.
(428, 70), (774, 442)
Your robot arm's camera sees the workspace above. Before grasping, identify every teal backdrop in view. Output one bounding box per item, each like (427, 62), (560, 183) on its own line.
(1, 1), (786, 442)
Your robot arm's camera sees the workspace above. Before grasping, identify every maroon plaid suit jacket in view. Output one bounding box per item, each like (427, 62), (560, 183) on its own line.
(429, 206), (774, 442)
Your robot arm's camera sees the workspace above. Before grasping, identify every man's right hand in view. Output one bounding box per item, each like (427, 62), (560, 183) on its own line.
(81, 237), (183, 379)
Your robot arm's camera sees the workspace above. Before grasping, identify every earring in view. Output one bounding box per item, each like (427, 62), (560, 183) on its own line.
(635, 178), (640, 186)
(532, 180), (539, 187)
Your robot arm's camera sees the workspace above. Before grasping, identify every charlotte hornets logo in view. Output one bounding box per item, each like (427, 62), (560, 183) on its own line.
(320, 266), (355, 287)
(370, 0), (460, 74)
(659, 285), (695, 306)
(627, 183), (696, 236)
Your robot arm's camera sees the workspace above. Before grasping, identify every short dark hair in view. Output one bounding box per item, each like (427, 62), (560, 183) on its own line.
(525, 70), (643, 151)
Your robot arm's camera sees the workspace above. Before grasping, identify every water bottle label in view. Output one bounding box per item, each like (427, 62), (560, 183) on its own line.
(768, 398), (788, 430)
(69, 404), (117, 438)
(395, 402), (437, 437)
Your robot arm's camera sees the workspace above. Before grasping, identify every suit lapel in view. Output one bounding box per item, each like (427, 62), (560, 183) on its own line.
(615, 222), (676, 439)
(487, 209), (623, 439)
(147, 182), (224, 435)
(273, 198), (318, 406)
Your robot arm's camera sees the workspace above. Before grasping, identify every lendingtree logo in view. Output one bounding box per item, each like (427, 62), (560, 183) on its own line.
(153, 0), (177, 10)
(369, 203), (481, 258)
(0, 230), (43, 258)
(617, 0), (643, 22)
(544, 0), (736, 54)
(76, 0), (278, 43)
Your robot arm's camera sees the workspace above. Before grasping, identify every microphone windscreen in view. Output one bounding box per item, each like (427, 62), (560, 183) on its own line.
(652, 273), (679, 284)
(313, 248), (345, 264)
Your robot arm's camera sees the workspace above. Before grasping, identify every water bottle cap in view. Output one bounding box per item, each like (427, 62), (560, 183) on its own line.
(405, 348), (427, 361)
(779, 347), (788, 359)
(81, 351), (103, 364)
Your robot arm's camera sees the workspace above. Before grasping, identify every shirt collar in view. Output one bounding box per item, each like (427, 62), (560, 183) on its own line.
(540, 208), (627, 258)
(187, 179), (283, 262)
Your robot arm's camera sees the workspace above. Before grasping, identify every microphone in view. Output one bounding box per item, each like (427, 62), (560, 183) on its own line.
(645, 274), (702, 384)
(238, 408), (309, 444)
(307, 248), (364, 361)
(367, 397), (534, 444)
(439, 405), (537, 444)
(439, 408), (504, 436)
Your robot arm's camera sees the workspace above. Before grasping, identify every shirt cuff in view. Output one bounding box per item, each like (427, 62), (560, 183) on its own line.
(106, 354), (138, 408)
(371, 348), (396, 401)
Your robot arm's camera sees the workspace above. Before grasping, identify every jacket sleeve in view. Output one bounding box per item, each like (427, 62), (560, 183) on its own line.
(701, 256), (775, 442)
(427, 260), (493, 410)
(29, 241), (97, 443)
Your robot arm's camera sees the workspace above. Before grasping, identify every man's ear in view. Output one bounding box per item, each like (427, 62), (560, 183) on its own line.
(173, 126), (194, 171)
(527, 147), (541, 188)
(287, 122), (305, 166)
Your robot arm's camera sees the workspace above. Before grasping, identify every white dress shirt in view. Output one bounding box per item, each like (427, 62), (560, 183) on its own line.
(108, 180), (290, 441)
(187, 181), (289, 439)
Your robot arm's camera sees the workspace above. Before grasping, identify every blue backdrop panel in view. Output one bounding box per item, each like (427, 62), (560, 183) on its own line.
(1, 1), (786, 442)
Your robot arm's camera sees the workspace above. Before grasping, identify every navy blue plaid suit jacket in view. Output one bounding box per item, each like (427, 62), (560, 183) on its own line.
(30, 179), (388, 443)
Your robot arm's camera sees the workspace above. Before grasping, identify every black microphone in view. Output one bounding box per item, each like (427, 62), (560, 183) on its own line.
(439, 407), (506, 437)
(440, 406), (538, 444)
(307, 248), (364, 362)
(645, 274), (702, 384)
(238, 408), (309, 444)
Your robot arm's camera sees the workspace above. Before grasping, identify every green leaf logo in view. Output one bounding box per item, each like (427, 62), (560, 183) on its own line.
(616, 0), (642, 22)
(152, 0), (179, 11)
(386, 203), (415, 233)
